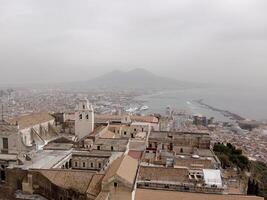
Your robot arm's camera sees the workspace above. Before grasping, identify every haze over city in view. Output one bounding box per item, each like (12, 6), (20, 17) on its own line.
(1, 1), (267, 200)
(1, 0), (267, 86)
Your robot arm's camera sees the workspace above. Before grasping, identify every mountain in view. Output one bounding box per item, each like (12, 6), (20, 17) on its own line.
(83, 68), (192, 89)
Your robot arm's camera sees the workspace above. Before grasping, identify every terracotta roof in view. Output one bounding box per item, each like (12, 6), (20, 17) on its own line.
(8, 112), (54, 130)
(100, 130), (116, 139)
(135, 189), (264, 200)
(95, 192), (109, 200)
(128, 150), (143, 160)
(129, 140), (146, 151)
(116, 155), (138, 185)
(103, 155), (138, 186)
(37, 169), (103, 195)
(86, 174), (104, 197)
(63, 113), (159, 123)
(103, 156), (124, 182)
(95, 114), (158, 123)
(138, 166), (189, 182)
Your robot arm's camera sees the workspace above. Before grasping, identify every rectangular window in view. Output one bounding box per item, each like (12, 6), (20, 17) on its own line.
(83, 162), (86, 168)
(114, 182), (118, 187)
(75, 162), (78, 167)
(98, 163), (101, 169)
(91, 163), (93, 168)
(97, 146), (100, 150)
(2, 138), (8, 150)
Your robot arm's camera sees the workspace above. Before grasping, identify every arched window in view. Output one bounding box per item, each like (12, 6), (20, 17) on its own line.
(86, 114), (89, 119)
(83, 104), (85, 109)
(79, 114), (82, 119)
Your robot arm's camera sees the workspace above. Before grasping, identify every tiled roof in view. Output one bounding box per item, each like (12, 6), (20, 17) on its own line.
(100, 130), (116, 139)
(8, 112), (54, 130)
(135, 189), (264, 200)
(86, 174), (104, 197)
(103, 155), (138, 186)
(138, 166), (189, 182)
(37, 169), (103, 195)
(116, 155), (138, 185)
(128, 150), (143, 160)
(103, 156), (124, 182)
(95, 114), (159, 123)
(95, 192), (109, 200)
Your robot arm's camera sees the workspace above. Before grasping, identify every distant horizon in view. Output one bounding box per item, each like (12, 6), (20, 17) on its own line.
(0, 67), (266, 91)
(1, 0), (267, 87)
(0, 68), (196, 86)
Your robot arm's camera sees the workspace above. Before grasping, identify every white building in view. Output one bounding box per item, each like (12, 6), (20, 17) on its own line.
(203, 169), (223, 188)
(75, 98), (94, 140)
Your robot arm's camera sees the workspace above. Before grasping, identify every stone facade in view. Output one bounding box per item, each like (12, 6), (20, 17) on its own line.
(93, 138), (129, 152)
(148, 131), (211, 151)
(72, 151), (111, 171)
(75, 98), (94, 140)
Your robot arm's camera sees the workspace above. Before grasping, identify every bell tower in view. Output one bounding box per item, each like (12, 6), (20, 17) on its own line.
(75, 98), (94, 139)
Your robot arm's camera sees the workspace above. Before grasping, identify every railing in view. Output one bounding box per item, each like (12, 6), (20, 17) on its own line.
(137, 181), (224, 194)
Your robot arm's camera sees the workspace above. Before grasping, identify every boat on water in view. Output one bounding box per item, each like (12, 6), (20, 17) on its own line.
(139, 105), (149, 111)
(126, 107), (138, 112)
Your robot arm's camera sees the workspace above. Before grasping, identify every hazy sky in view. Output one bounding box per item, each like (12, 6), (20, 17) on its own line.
(0, 0), (267, 85)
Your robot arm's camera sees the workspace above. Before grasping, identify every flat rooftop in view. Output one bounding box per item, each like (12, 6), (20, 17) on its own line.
(16, 149), (72, 169)
(94, 138), (129, 146)
(72, 150), (111, 158)
(135, 189), (264, 200)
(43, 143), (73, 150)
(149, 131), (210, 139)
(138, 166), (189, 183)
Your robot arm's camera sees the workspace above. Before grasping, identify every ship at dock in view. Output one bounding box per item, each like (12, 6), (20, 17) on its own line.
(139, 105), (149, 111)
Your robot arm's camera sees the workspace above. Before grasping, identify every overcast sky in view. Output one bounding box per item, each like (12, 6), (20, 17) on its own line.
(0, 0), (266, 86)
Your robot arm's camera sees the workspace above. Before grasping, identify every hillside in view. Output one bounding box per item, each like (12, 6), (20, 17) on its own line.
(84, 68), (191, 89)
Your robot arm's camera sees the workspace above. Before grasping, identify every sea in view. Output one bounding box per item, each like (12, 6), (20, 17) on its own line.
(135, 85), (267, 122)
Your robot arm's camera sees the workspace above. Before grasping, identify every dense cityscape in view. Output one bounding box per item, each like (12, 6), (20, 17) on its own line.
(1, 1), (267, 200)
(0, 87), (266, 199)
